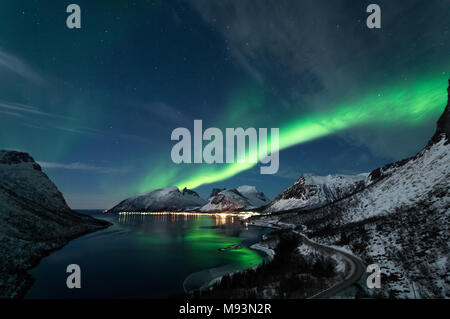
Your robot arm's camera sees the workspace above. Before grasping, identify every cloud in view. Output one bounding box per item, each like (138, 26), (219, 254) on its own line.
(145, 101), (191, 124)
(0, 101), (71, 120)
(0, 109), (25, 118)
(191, 0), (357, 100)
(191, 0), (448, 92)
(0, 100), (104, 137)
(38, 161), (130, 174)
(189, 0), (450, 157)
(0, 49), (45, 84)
(0, 100), (156, 144)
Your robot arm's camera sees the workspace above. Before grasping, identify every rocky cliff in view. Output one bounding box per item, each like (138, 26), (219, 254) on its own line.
(0, 151), (110, 298)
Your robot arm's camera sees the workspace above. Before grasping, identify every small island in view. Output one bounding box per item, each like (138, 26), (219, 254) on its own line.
(218, 244), (242, 252)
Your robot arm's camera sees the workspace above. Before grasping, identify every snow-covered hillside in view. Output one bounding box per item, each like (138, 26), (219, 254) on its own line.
(337, 138), (448, 224)
(236, 185), (270, 208)
(265, 174), (367, 212)
(254, 79), (450, 298)
(0, 151), (110, 298)
(199, 186), (270, 212)
(284, 137), (449, 297)
(108, 186), (208, 213)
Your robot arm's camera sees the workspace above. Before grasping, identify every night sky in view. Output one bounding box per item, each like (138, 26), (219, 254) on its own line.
(0, 0), (449, 209)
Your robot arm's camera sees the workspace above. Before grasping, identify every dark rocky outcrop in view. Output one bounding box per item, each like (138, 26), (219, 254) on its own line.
(371, 78), (450, 184)
(0, 150), (111, 298)
(182, 187), (201, 197)
(209, 188), (227, 198)
(430, 78), (450, 144)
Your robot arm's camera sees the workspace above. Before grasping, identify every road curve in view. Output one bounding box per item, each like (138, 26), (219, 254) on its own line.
(293, 231), (366, 299)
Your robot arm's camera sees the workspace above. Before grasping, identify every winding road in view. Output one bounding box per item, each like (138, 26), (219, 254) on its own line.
(294, 231), (366, 299)
(250, 219), (366, 298)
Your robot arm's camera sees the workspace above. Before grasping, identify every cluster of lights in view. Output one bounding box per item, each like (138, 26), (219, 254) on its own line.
(118, 211), (260, 220)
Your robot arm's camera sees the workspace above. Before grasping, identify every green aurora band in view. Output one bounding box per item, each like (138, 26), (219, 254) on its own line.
(138, 74), (448, 192)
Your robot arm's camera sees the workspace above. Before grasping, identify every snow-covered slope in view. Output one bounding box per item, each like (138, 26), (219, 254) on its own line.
(236, 185), (270, 208)
(108, 187), (208, 213)
(0, 151), (110, 298)
(259, 79), (450, 298)
(287, 137), (450, 298)
(335, 138), (448, 224)
(265, 173), (367, 212)
(200, 186), (270, 212)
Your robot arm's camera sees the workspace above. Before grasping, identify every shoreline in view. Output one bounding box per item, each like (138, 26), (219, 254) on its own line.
(9, 215), (112, 299)
(183, 224), (276, 294)
(184, 217), (365, 299)
(17, 213), (273, 298)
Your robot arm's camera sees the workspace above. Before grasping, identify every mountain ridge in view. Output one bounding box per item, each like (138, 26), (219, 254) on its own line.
(199, 185), (270, 212)
(108, 186), (208, 213)
(0, 150), (110, 298)
(108, 185), (271, 213)
(263, 173), (368, 213)
(254, 78), (450, 298)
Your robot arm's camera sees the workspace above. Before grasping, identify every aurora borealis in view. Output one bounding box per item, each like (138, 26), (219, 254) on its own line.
(0, 0), (449, 208)
(172, 74), (449, 190)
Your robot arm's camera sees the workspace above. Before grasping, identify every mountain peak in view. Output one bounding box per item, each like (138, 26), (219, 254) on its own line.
(181, 187), (200, 197)
(436, 78), (450, 136)
(0, 150), (35, 164)
(200, 185), (270, 212)
(265, 173), (367, 212)
(0, 150), (41, 171)
(0, 150), (110, 298)
(209, 188), (226, 198)
(429, 78), (450, 145)
(109, 186), (207, 213)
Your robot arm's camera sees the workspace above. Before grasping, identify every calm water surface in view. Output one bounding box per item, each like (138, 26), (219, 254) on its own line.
(26, 211), (271, 298)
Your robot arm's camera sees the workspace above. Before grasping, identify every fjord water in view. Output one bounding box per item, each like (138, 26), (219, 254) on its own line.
(26, 211), (270, 298)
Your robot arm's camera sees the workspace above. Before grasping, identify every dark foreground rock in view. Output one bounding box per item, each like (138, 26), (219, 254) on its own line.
(0, 150), (111, 298)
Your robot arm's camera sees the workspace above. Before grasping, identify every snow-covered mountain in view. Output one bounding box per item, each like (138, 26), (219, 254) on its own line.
(264, 173), (367, 212)
(0, 151), (110, 298)
(108, 186), (208, 213)
(236, 185), (271, 208)
(257, 79), (450, 298)
(200, 185), (270, 212)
